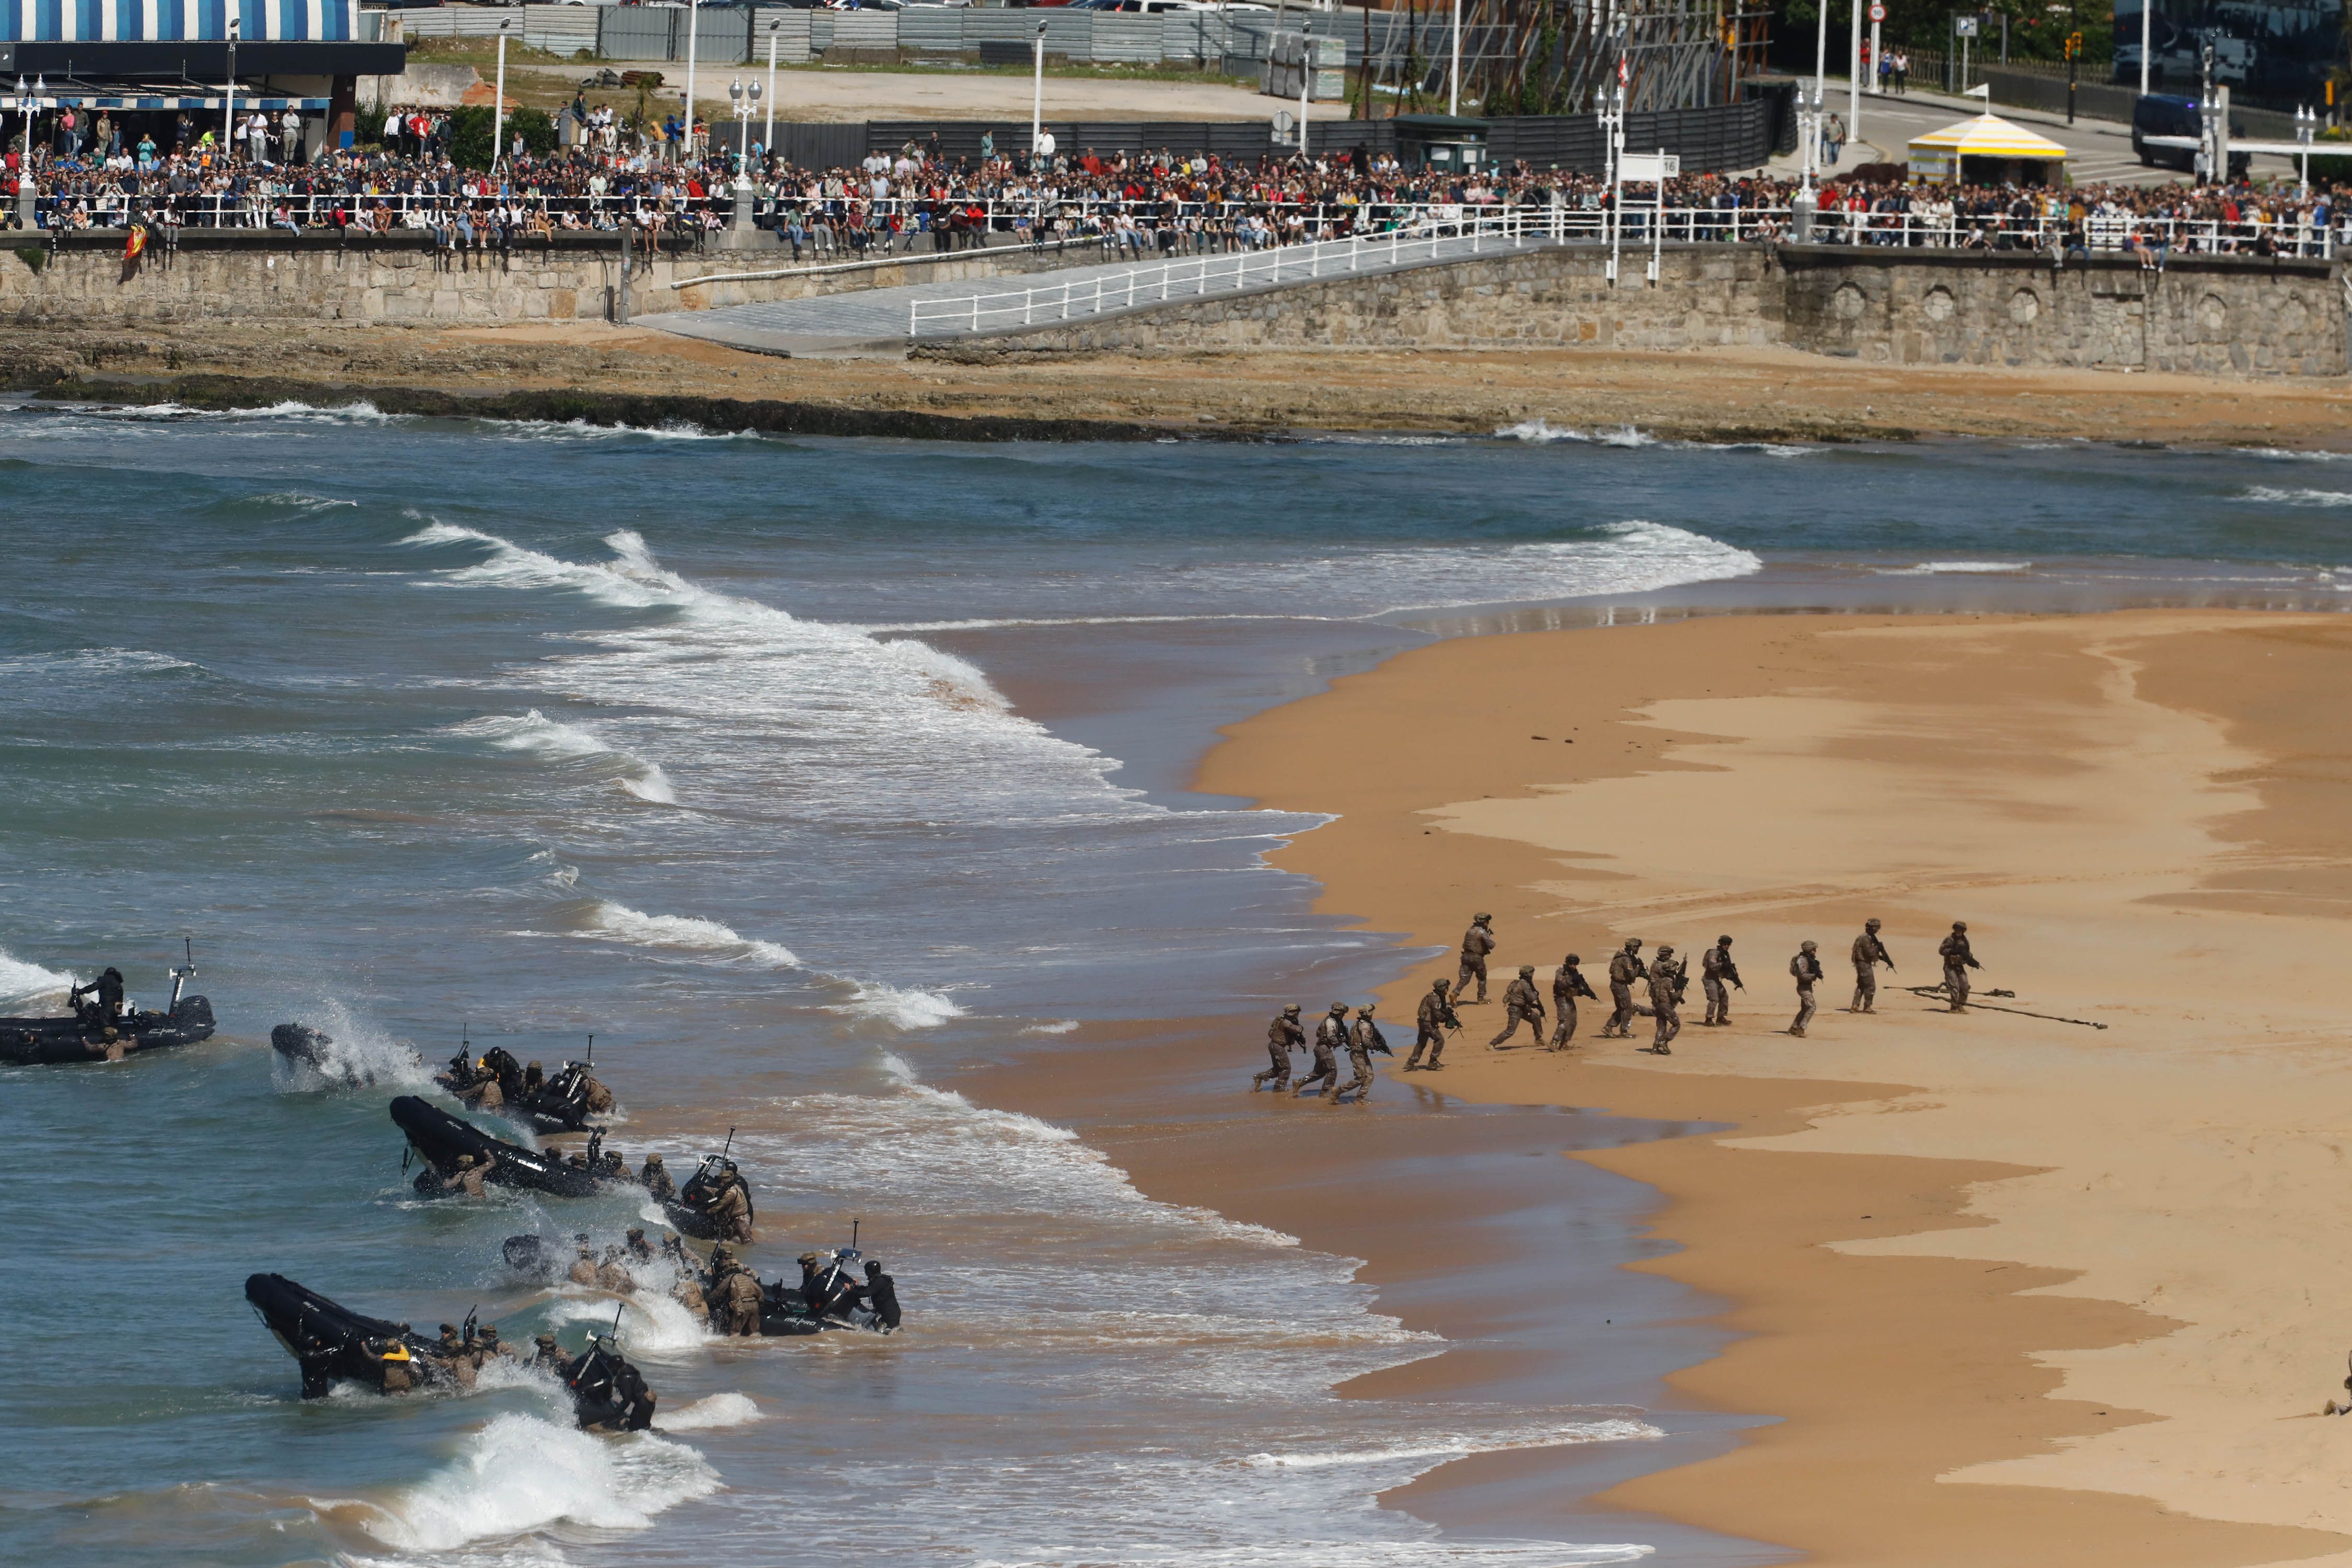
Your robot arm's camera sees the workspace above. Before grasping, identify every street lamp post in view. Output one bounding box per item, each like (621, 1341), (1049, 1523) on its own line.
(14, 77), (36, 228)
(2139, 0), (2151, 96)
(726, 77), (760, 247)
(492, 17), (513, 173)
(763, 18), (781, 163)
(1792, 82), (1822, 241)
(1847, 0), (1860, 147)
(1448, 0), (1461, 117)
(1030, 18), (1047, 165)
(2296, 104), (2315, 198)
(683, 0), (700, 168)
(224, 18), (239, 158)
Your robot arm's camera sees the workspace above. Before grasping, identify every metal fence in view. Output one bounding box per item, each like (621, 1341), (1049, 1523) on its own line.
(39, 181), (2345, 263)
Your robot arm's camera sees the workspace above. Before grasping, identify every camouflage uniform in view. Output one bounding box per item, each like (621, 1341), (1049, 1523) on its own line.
(1406, 981), (1455, 1071)
(1939, 924), (1978, 1012)
(1454, 915), (1497, 1003)
(1790, 943), (1824, 1036)
(1701, 938), (1739, 1026)
(1488, 967), (1546, 1047)
(1645, 947), (1685, 1053)
(1253, 1006), (1306, 1091)
(1851, 921), (1893, 1013)
(1297, 1005), (1347, 1097)
(1329, 1007), (1383, 1103)
(1602, 942), (1652, 1038)
(1549, 957), (1597, 1049)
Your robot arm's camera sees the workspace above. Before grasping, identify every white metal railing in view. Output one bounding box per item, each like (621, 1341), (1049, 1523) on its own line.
(29, 183), (2342, 264)
(908, 214), (1547, 337)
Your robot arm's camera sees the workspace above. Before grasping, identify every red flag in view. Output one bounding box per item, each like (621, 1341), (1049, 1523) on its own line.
(125, 226), (147, 262)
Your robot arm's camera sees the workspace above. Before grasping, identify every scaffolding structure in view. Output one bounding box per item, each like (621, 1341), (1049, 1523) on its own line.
(1362, 0), (1769, 117)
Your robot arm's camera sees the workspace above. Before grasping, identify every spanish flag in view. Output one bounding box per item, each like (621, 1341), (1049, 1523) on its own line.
(125, 226), (147, 262)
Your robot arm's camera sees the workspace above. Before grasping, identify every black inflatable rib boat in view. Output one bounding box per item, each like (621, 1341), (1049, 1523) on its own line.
(564, 1339), (656, 1431)
(271, 1022), (422, 1087)
(244, 1273), (447, 1398)
(391, 1095), (610, 1198)
(662, 1155), (756, 1241)
(0, 952), (214, 1066)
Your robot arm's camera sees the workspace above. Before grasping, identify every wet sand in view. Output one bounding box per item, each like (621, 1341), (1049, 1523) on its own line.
(18, 323), (2352, 449)
(977, 609), (2352, 1566)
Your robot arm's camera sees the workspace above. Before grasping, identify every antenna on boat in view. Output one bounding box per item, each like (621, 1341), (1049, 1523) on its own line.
(168, 937), (196, 1015)
(851, 1218), (860, 1249)
(586, 1034), (593, 1067)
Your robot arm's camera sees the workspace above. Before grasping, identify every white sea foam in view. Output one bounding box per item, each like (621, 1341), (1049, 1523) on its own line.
(447, 709), (612, 762)
(544, 1290), (713, 1355)
(2241, 485), (2352, 507)
(617, 764), (678, 804)
(354, 1413), (719, 1552)
(1495, 419), (1657, 447)
(0, 647), (198, 679)
(1244, 1416), (1657, 1469)
(1872, 560), (2034, 576)
(0, 947), (74, 1009)
(581, 900), (801, 970)
(268, 999), (431, 1092)
(82, 398), (399, 425)
(488, 417), (765, 444)
(832, 982), (966, 1030)
(1022, 1019), (1082, 1035)
(658, 1391), (764, 1431)
(446, 710), (680, 804)
(2239, 445), (2352, 461)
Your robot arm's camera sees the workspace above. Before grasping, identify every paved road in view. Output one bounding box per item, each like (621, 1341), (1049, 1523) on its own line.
(639, 230), (1557, 355)
(1782, 77), (2301, 185)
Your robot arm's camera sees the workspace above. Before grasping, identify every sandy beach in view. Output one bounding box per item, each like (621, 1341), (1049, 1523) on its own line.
(17, 323), (2352, 450)
(984, 607), (2352, 1566)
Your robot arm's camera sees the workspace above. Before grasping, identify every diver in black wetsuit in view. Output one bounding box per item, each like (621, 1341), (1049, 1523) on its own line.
(73, 967), (125, 1030)
(860, 1260), (902, 1331)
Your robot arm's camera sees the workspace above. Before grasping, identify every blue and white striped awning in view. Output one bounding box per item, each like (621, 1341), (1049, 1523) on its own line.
(17, 92), (328, 106)
(0, 0), (358, 42)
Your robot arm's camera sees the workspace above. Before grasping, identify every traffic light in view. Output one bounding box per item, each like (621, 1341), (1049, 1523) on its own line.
(2065, 31), (2083, 59)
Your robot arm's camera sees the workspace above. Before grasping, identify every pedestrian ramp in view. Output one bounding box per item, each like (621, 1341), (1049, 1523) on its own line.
(637, 223), (1557, 356)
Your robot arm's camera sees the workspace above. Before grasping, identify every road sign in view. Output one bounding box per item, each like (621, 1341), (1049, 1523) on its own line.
(1954, 15), (1978, 35)
(1617, 153), (1680, 181)
(1869, 4), (1885, 20)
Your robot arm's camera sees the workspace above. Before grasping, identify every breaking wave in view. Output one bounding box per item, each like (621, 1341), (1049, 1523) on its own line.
(349, 1413), (718, 1552)
(445, 710), (681, 804)
(581, 901), (802, 971)
(0, 946), (75, 1009)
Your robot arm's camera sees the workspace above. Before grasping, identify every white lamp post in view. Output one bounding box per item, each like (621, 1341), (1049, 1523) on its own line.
(2296, 103), (2314, 198)
(1448, 0), (1461, 117)
(492, 17), (513, 173)
(1030, 18), (1047, 165)
(15, 77), (35, 227)
(223, 18), (239, 157)
(683, 0), (700, 167)
(2139, 0), (2151, 96)
(727, 77), (759, 247)
(1847, 0), (1861, 147)
(763, 18), (781, 163)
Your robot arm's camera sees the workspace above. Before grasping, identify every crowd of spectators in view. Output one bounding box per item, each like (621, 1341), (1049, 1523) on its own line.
(5, 108), (2343, 262)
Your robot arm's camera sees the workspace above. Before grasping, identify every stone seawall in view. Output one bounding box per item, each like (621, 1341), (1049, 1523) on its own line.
(929, 244), (2346, 378)
(5, 232), (2343, 378)
(0, 233), (1092, 327)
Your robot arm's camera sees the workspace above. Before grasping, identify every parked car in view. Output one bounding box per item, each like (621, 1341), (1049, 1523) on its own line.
(2131, 93), (2251, 178)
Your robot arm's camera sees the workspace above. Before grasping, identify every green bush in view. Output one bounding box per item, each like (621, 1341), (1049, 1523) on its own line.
(448, 105), (556, 171)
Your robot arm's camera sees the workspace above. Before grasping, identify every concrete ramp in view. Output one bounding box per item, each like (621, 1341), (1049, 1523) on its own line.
(636, 228), (1557, 356)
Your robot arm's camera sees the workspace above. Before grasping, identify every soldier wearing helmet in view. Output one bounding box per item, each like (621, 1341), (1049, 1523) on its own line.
(1253, 1003), (1306, 1092)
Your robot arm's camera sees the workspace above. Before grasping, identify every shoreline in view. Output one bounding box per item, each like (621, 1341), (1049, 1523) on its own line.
(14, 326), (2352, 449)
(973, 604), (2352, 1568)
(1192, 607), (2352, 1566)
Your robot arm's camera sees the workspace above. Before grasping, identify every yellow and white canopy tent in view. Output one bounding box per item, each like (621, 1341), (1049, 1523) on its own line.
(1907, 113), (2070, 186)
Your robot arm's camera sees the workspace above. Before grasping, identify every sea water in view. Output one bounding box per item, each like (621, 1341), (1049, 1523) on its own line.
(1, 400), (2346, 1568)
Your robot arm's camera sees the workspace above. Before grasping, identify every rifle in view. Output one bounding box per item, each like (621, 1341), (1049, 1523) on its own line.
(1899, 984), (2102, 1029)
(1364, 1021), (1393, 1057)
(1436, 1001), (1463, 1033)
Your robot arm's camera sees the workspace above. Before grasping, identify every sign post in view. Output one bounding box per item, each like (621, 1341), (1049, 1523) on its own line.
(1867, 4), (1884, 93)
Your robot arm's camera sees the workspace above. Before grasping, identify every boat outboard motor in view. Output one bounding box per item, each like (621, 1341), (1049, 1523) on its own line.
(567, 1336), (656, 1431)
